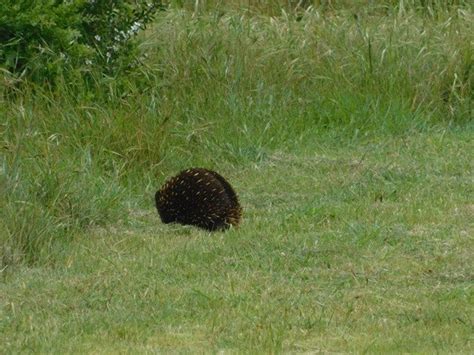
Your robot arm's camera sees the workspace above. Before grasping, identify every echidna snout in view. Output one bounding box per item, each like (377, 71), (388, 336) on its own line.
(155, 168), (242, 231)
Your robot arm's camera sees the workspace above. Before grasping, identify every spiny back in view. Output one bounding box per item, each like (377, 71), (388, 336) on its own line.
(155, 168), (242, 231)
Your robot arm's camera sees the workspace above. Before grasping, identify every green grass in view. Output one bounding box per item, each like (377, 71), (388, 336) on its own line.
(1, 131), (472, 352)
(1, 2), (473, 352)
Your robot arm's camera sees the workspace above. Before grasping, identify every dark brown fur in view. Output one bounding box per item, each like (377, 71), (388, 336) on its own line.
(155, 168), (242, 231)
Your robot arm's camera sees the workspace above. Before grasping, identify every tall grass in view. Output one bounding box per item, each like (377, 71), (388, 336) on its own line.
(1, 2), (472, 266)
(170, 0), (472, 15)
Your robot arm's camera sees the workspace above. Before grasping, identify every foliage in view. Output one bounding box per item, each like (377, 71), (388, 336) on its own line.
(80, 0), (165, 72)
(0, 0), (165, 85)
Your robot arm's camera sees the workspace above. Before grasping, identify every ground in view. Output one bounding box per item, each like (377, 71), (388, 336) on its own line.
(1, 131), (472, 352)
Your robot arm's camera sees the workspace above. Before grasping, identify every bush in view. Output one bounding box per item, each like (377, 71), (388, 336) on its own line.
(0, 0), (165, 86)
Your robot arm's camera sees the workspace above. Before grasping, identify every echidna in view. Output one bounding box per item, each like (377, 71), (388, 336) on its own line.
(155, 168), (242, 231)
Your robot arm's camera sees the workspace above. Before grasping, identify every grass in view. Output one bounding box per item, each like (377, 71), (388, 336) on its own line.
(1, 131), (472, 352)
(1, 2), (473, 352)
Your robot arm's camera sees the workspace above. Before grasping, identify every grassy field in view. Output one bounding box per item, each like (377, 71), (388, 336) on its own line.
(1, 1), (473, 352)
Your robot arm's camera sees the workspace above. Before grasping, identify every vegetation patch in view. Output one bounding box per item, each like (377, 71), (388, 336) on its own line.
(0, 1), (472, 352)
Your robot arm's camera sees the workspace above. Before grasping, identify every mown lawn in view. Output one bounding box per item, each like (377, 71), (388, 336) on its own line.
(1, 129), (472, 353)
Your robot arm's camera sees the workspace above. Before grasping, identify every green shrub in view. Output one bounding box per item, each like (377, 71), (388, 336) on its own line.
(0, 0), (165, 86)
